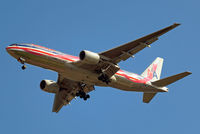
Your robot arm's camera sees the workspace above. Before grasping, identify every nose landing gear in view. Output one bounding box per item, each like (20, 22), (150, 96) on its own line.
(17, 57), (26, 70)
(22, 65), (26, 70)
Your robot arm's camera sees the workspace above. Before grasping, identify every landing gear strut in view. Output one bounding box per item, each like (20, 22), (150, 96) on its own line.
(76, 83), (90, 101)
(17, 57), (26, 70)
(98, 73), (111, 84)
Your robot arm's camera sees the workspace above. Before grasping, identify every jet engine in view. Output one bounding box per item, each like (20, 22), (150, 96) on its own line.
(79, 50), (100, 64)
(40, 80), (59, 93)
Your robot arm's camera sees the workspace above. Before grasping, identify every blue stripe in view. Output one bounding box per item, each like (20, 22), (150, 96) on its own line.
(15, 44), (64, 55)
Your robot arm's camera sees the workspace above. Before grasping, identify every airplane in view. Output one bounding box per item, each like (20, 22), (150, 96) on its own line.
(6, 23), (191, 113)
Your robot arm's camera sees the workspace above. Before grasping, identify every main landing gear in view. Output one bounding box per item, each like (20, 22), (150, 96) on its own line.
(76, 90), (90, 101)
(98, 73), (111, 84)
(76, 83), (90, 101)
(17, 57), (26, 70)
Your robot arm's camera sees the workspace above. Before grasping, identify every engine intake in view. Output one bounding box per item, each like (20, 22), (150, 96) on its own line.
(40, 80), (59, 93)
(79, 50), (100, 64)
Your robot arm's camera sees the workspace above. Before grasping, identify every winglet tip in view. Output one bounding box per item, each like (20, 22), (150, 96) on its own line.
(173, 23), (181, 27)
(186, 71), (192, 75)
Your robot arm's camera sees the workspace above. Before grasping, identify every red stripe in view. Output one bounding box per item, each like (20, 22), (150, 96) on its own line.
(116, 72), (148, 84)
(7, 46), (75, 62)
(7, 46), (149, 84)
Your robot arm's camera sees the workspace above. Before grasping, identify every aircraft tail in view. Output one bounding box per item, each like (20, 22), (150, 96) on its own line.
(141, 58), (191, 103)
(142, 72), (191, 103)
(141, 57), (163, 103)
(141, 57), (164, 81)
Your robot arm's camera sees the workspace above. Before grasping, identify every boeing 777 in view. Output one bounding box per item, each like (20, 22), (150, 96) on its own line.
(6, 23), (191, 113)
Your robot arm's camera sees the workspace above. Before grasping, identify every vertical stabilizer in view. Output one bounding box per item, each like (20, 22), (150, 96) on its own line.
(141, 57), (164, 81)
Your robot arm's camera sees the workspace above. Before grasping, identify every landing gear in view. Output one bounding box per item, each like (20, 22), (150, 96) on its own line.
(84, 94), (90, 101)
(76, 83), (90, 101)
(17, 57), (26, 70)
(98, 73), (111, 84)
(18, 57), (25, 64)
(76, 90), (90, 101)
(22, 65), (26, 70)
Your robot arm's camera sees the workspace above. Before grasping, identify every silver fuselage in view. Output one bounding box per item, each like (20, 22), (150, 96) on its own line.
(6, 44), (167, 93)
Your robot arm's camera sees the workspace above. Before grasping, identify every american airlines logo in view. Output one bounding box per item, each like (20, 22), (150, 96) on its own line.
(153, 71), (158, 79)
(147, 64), (158, 79)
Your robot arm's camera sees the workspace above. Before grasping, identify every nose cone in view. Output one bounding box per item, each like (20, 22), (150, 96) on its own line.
(6, 44), (14, 53)
(6, 46), (12, 53)
(6, 44), (18, 58)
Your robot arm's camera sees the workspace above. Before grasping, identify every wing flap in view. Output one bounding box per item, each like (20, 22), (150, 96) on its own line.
(52, 91), (64, 113)
(115, 42), (147, 62)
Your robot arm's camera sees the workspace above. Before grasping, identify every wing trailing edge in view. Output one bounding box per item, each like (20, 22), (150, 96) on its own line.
(100, 23), (180, 63)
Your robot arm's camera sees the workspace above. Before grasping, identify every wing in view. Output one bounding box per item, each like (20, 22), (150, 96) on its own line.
(72, 24), (180, 80)
(52, 91), (65, 113)
(100, 23), (180, 63)
(52, 74), (94, 113)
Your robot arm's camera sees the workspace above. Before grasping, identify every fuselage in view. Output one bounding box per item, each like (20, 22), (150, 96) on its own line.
(6, 43), (166, 93)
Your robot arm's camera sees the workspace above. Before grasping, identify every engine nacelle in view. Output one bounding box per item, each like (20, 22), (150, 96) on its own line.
(79, 50), (100, 64)
(40, 80), (59, 93)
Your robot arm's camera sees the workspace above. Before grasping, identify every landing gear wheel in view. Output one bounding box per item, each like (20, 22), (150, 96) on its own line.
(86, 94), (90, 99)
(18, 57), (27, 70)
(98, 73), (111, 84)
(83, 97), (87, 101)
(77, 83), (91, 101)
(76, 90), (90, 101)
(22, 65), (26, 70)
(83, 94), (90, 101)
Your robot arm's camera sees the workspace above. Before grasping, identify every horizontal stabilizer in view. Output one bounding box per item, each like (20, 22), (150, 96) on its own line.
(151, 71), (192, 87)
(143, 93), (157, 103)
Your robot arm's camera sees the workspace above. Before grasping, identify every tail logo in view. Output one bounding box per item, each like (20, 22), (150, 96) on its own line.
(147, 64), (158, 80)
(153, 70), (158, 79)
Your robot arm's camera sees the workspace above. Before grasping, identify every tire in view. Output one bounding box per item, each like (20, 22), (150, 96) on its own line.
(22, 65), (26, 70)
(86, 94), (90, 99)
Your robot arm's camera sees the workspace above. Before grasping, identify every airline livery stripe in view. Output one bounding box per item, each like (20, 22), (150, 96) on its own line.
(7, 46), (75, 62)
(115, 73), (147, 83)
(7, 46), (149, 84)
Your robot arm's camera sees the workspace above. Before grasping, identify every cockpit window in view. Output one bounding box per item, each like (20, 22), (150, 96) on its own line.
(9, 44), (17, 46)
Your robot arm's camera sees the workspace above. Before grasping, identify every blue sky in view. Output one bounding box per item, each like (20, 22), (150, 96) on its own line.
(0, 0), (199, 134)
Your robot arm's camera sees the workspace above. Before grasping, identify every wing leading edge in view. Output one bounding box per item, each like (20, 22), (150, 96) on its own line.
(100, 23), (180, 63)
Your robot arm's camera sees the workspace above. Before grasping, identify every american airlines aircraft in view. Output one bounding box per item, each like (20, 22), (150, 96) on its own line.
(6, 23), (191, 113)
